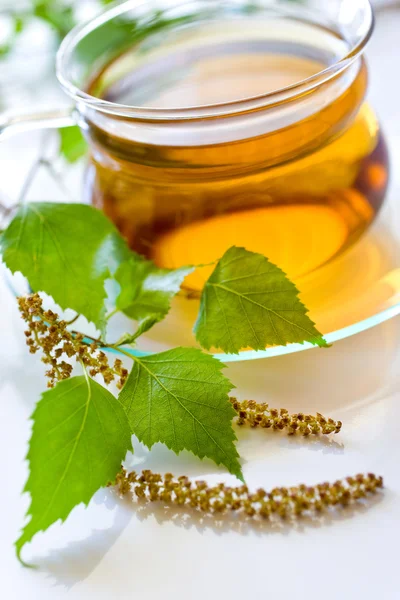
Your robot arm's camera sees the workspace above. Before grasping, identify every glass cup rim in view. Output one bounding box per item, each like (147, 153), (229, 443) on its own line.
(56, 0), (375, 121)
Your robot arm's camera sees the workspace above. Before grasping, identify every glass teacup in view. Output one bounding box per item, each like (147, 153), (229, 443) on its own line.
(1, 0), (390, 293)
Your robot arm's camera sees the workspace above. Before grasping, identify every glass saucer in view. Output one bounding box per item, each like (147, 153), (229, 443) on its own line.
(2, 122), (400, 364)
(1, 6), (400, 363)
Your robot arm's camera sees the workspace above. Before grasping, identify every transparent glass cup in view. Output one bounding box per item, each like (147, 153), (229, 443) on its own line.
(0, 0), (389, 294)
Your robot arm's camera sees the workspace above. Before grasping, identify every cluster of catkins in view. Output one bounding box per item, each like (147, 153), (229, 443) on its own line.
(18, 294), (128, 388)
(18, 292), (383, 525)
(114, 469), (383, 519)
(230, 398), (342, 436)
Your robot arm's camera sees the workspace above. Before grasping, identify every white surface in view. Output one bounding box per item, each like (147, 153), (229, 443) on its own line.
(3, 263), (400, 599)
(1, 6), (400, 600)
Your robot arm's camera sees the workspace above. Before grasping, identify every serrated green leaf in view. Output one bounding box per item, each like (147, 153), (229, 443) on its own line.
(119, 347), (243, 480)
(115, 255), (192, 328)
(59, 126), (87, 163)
(194, 246), (328, 354)
(16, 375), (132, 566)
(1, 202), (129, 329)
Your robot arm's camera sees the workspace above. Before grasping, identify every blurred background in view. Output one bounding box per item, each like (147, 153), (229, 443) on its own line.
(0, 0), (114, 113)
(0, 0), (397, 116)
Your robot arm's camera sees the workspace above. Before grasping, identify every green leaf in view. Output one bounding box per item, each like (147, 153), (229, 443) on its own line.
(14, 15), (25, 35)
(115, 255), (192, 328)
(119, 347), (243, 480)
(1, 202), (129, 329)
(16, 375), (132, 566)
(33, 0), (76, 38)
(0, 13), (26, 58)
(194, 246), (328, 354)
(59, 126), (87, 163)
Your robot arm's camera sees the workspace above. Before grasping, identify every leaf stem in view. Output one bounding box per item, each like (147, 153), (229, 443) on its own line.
(109, 345), (136, 362)
(16, 131), (55, 205)
(17, 156), (44, 205)
(65, 313), (80, 326)
(0, 195), (18, 228)
(80, 359), (90, 384)
(112, 333), (136, 347)
(40, 159), (75, 203)
(70, 330), (106, 347)
(0, 200), (15, 216)
(106, 308), (119, 321)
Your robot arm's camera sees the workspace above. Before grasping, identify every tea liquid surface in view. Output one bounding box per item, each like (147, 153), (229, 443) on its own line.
(87, 19), (389, 291)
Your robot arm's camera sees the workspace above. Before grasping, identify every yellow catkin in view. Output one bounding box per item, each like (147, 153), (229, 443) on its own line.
(230, 398), (342, 436)
(18, 294), (128, 389)
(114, 469), (383, 518)
(18, 296), (343, 439)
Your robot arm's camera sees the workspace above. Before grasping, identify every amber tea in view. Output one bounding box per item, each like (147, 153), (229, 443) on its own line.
(85, 14), (389, 291)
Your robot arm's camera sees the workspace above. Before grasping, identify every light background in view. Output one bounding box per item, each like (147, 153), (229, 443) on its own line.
(0, 3), (399, 599)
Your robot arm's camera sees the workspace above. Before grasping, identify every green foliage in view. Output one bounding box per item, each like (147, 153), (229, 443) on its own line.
(115, 255), (192, 335)
(2, 200), (330, 564)
(59, 126), (88, 163)
(16, 375), (132, 565)
(0, 14), (25, 56)
(0, 1), (76, 59)
(0, 0), (332, 570)
(194, 246), (327, 353)
(0, 203), (129, 329)
(33, 0), (75, 38)
(119, 348), (243, 481)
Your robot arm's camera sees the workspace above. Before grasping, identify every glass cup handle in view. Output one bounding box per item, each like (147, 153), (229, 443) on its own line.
(0, 107), (76, 141)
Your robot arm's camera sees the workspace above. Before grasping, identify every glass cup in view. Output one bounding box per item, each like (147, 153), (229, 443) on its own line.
(0, 0), (389, 293)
